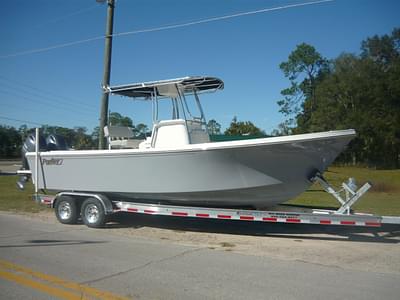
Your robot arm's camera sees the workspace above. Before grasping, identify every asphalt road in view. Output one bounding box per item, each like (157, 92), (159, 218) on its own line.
(0, 212), (399, 300)
(0, 160), (20, 175)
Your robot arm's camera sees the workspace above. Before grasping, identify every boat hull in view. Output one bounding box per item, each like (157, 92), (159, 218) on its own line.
(26, 130), (355, 208)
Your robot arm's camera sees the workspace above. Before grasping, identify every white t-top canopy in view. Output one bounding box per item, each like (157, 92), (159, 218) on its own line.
(108, 76), (224, 100)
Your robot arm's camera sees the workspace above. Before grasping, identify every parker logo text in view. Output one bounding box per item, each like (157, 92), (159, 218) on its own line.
(42, 158), (63, 166)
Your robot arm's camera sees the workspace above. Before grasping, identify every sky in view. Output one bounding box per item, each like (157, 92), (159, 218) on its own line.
(1, 0), (399, 134)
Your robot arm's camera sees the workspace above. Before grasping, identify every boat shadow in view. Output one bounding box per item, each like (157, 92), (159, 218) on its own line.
(107, 212), (400, 244)
(0, 240), (107, 249)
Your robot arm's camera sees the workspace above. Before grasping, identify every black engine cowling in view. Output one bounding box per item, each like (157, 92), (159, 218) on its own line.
(46, 134), (69, 151)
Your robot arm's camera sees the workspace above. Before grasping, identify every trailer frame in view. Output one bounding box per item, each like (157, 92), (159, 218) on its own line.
(32, 189), (400, 228)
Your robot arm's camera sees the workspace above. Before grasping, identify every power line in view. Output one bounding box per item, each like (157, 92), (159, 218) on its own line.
(0, 0), (334, 59)
(0, 88), (97, 117)
(113, 0), (334, 38)
(0, 36), (103, 59)
(0, 115), (44, 126)
(0, 76), (97, 112)
(0, 115), (92, 128)
(33, 4), (100, 29)
(1, 95), (95, 127)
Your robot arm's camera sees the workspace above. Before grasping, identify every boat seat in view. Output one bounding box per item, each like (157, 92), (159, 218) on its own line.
(104, 126), (143, 149)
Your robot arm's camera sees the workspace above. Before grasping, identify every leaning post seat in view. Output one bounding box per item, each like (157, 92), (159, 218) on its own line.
(104, 125), (142, 149)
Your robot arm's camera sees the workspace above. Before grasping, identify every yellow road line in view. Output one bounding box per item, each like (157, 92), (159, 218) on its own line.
(0, 269), (83, 300)
(0, 259), (131, 300)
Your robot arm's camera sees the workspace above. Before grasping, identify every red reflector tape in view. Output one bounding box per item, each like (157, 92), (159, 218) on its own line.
(196, 213), (210, 218)
(365, 222), (381, 227)
(217, 214), (231, 219)
(240, 216), (254, 220)
(320, 220), (331, 225)
(286, 218), (301, 223)
(262, 217), (277, 222)
(144, 210), (156, 214)
(172, 212), (188, 216)
(127, 208), (138, 212)
(340, 221), (356, 225)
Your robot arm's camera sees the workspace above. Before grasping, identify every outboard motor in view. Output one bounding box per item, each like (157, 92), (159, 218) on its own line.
(17, 133), (47, 190)
(46, 134), (68, 151)
(21, 133), (47, 170)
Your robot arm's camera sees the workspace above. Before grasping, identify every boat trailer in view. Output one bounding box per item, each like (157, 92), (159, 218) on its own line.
(30, 173), (400, 228)
(17, 128), (400, 228)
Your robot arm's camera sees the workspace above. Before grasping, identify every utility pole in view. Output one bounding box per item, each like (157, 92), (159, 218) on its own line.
(98, 0), (115, 149)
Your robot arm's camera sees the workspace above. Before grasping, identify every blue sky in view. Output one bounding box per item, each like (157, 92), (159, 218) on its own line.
(1, 0), (399, 133)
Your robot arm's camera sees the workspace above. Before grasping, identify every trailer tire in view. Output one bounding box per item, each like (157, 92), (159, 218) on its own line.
(55, 196), (79, 224)
(81, 198), (107, 228)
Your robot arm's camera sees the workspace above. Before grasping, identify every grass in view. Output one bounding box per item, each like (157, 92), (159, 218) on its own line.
(287, 166), (400, 216)
(0, 176), (50, 213)
(0, 167), (399, 216)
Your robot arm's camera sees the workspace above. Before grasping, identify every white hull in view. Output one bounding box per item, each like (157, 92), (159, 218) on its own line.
(27, 130), (355, 208)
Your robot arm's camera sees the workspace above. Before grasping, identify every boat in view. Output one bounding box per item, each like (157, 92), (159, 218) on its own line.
(22, 76), (356, 209)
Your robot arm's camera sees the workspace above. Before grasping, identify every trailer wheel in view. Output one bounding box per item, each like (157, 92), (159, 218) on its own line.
(55, 196), (79, 224)
(81, 198), (106, 228)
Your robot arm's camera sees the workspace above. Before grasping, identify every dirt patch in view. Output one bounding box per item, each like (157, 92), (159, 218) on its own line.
(219, 242), (235, 248)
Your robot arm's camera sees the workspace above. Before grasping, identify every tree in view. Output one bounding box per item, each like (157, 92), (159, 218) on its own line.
(91, 126), (100, 146)
(109, 112), (134, 127)
(270, 121), (292, 136)
(108, 112), (151, 138)
(18, 125), (29, 141)
(207, 119), (221, 135)
(277, 28), (400, 168)
(224, 117), (265, 136)
(135, 123), (149, 138)
(361, 27), (400, 66)
(313, 29), (400, 168)
(42, 125), (75, 147)
(40, 125), (96, 150)
(0, 125), (22, 158)
(74, 127), (96, 150)
(277, 43), (328, 129)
